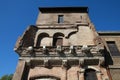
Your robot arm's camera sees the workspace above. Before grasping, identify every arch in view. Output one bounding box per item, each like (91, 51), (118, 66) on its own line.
(30, 75), (60, 80)
(84, 69), (98, 80)
(52, 32), (64, 46)
(86, 66), (100, 72)
(36, 33), (49, 47)
(80, 66), (100, 73)
(67, 31), (77, 38)
(53, 32), (64, 38)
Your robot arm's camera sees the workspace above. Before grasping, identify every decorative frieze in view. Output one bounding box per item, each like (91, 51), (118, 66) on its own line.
(20, 45), (104, 58)
(20, 57), (104, 68)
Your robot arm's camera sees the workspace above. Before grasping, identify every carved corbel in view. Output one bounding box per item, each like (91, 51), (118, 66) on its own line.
(62, 60), (67, 68)
(56, 45), (62, 53)
(44, 59), (49, 67)
(69, 46), (75, 54)
(81, 45), (91, 53)
(26, 46), (33, 53)
(42, 46), (48, 54)
(79, 59), (84, 66)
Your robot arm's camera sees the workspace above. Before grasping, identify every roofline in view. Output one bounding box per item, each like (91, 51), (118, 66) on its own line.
(39, 7), (89, 13)
(98, 31), (120, 35)
(39, 6), (88, 9)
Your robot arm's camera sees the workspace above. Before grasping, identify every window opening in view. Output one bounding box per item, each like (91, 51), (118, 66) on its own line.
(84, 69), (98, 80)
(58, 15), (64, 23)
(107, 41), (120, 56)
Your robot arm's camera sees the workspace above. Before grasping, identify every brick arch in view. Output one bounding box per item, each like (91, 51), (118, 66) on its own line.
(36, 33), (50, 47)
(86, 66), (100, 72)
(52, 32), (65, 46)
(80, 66), (101, 80)
(80, 66), (100, 73)
(30, 75), (60, 80)
(53, 32), (65, 38)
(67, 31), (77, 38)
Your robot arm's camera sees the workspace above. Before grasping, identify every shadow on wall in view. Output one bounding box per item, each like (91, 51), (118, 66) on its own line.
(104, 48), (113, 65)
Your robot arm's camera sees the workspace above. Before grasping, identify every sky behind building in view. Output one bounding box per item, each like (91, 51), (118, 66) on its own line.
(0, 0), (120, 77)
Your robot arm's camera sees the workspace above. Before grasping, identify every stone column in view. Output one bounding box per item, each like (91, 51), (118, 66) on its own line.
(79, 69), (85, 80)
(62, 60), (67, 80)
(12, 60), (27, 80)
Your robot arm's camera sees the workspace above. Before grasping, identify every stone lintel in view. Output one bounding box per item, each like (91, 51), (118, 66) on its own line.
(19, 57), (104, 67)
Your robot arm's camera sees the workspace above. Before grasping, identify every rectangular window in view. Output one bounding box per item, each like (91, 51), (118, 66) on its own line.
(58, 15), (64, 23)
(107, 41), (120, 56)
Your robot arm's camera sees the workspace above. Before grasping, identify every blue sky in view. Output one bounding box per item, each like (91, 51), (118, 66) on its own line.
(0, 0), (120, 77)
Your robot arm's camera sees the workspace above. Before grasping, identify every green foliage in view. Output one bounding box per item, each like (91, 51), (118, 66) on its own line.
(0, 74), (13, 80)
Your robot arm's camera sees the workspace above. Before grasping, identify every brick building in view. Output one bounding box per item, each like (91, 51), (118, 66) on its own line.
(12, 7), (120, 80)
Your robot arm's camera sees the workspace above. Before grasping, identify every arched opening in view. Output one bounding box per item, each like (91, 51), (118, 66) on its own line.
(35, 78), (57, 80)
(52, 33), (64, 46)
(30, 76), (60, 80)
(35, 78), (56, 80)
(84, 69), (98, 80)
(36, 33), (49, 47)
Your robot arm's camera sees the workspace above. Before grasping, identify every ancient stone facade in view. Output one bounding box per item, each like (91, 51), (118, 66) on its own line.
(12, 7), (120, 80)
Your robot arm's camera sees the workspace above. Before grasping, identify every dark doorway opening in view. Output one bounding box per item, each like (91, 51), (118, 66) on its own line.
(84, 69), (98, 80)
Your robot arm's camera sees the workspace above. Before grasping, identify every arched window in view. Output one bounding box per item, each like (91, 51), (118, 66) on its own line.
(84, 69), (98, 80)
(36, 33), (49, 47)
(53, 33), (64, 46)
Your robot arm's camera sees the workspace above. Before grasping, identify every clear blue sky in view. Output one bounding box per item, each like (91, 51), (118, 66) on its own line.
(0, 0), (120, 77)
